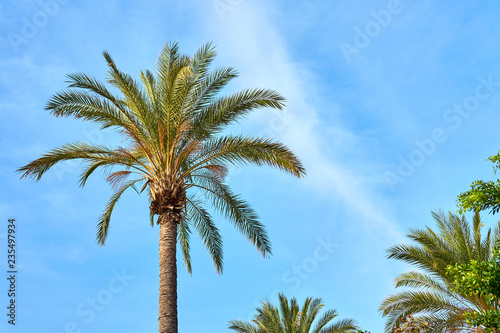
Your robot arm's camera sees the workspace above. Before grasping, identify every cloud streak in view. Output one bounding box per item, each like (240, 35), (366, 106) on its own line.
(204, 0), (405, 243)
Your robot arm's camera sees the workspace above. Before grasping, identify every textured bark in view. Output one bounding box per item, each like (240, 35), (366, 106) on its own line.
(158, 213), (178, 333)
(150, 178), (185, 217)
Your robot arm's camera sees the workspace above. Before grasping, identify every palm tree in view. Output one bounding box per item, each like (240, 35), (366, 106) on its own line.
(229, 293), (358, 333)
(17, 42), (306, 333)
(380, 210), (500, 332)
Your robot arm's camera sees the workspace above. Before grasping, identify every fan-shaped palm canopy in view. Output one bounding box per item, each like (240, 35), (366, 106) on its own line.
(229, 293), (358, 333)
(17, 42), (306, 274)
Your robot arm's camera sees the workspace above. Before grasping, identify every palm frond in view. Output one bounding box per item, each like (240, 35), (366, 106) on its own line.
(321, 318), (358, 333)
(17, 142), (149, 181)
(186, 66), (238, 114)
(228, 320), (262, 333)
(185, 197), (223, 273)
(46, 89), (129, 130)
(178, 216), (192, 273)
(184, 135), (306, 178)
(96, 178), (142, 245)
(381, 210), (500, 332)
(192, 88), (286, 140)
(189, 171), (271, 257)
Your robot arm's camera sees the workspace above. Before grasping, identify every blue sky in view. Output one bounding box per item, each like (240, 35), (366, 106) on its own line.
(2, 0), (500, 332)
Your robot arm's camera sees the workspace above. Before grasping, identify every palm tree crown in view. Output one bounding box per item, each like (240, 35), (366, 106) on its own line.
(380, 210), (500, 332)
(229, 293), (358, 333)
(18, 42), (306, 333)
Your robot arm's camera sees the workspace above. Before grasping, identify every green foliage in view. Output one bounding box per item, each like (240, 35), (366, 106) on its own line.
(464, 310), (500, 333)
(452, 151), (500, 331)
(447, 260), (500, 299)
(458, 152), (500, 214)
(229, 293), (358, 333)
(380, 210), (500, 333)
(446, 240), (500, 332)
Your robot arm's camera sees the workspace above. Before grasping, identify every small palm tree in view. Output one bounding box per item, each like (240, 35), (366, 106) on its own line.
(18, 42), (305, 333)
(380, 210), (500, 332)
(229, 293), (358, 333)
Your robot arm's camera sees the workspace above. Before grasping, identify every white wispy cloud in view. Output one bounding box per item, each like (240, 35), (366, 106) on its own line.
(203, 0), (405, 243)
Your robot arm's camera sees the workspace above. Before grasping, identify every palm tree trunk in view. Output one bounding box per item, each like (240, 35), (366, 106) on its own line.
(158, 213), (178, 333)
